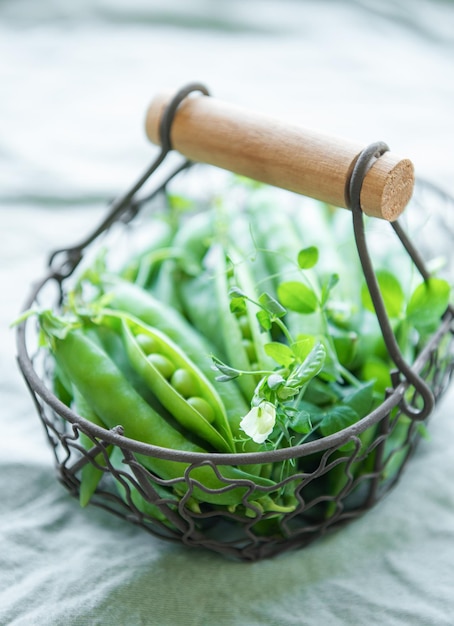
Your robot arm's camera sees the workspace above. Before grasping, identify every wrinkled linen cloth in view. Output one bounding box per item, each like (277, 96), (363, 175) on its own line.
(1, 1), (454, 624)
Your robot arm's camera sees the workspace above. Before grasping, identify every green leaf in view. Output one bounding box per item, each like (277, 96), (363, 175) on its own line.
(229, 296), (247, 314)
(216, 374), (239, 382)
(406, 278), (450, 332)
(341, 381), (375, 418)
(256, 309), (272, 331)
(319, 405), (359, 436)
(211, 356), (239, 379)
(229, 286), (247, 299)
(361, 357), (392, 395)
(287, 342), (326, 387)
(264, 342), (295, 367)
(39, 310), (78, 340)
(277, 281), (319, 314)
(288, 410), (313, 434)
(320, 273), (339, 307)
(277, 386), (300, 400)
(332, 331), (357, 368)
(290, 336), (316, 361)
(361, 270), (405, 319)
(304, 378), (341, 406)
(297, 400), (325, 422)
(297, 246), (319, 269)
(258, 292), (287, 317)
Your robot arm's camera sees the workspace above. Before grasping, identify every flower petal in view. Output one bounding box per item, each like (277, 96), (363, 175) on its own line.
(240, 402), (276, 444)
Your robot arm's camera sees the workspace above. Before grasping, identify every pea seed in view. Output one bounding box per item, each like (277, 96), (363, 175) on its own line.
(187, 396), (215, 423)
(170, 368), (198, 398)
(147, 353), (176, 379)
(136, 333), (159, 355)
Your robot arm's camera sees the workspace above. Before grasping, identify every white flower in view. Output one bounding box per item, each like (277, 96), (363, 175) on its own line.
(240, 401), (276, 444)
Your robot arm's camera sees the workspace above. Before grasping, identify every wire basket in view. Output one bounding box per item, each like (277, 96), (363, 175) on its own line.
(16, 85), (454, 561)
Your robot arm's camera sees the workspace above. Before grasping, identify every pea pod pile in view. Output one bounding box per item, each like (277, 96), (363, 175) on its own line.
(34, 177), (452, 523)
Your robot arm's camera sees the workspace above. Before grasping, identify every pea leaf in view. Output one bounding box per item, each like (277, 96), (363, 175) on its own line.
(230, 298), (247, 314)
(277, 281), (318, 314)
(406, 278), (450, 332)
(319, 405), (359, 436)
(288, 410), (313, 434)
(297, 400), (324, 423)
(39, 310), (79, 341)
(258, 292), (287, 317)
(304, 378), (341, 405)
(361, 357), (392, 395)
(256, 309), (272, 331)
(332, 331), (357, 368)
(291, 335), (316, 362)
(297, 246), (319, 269)
(341, 381), (375, 418)
(361, 270), (405, 319)
(320, 273), (339, 307)
(264, 342), (295, 367)
(229, 286), (247, 298)
(229, 286), (247, 314)
(211, 356), (239, 381)
(287, 342), (326, 387)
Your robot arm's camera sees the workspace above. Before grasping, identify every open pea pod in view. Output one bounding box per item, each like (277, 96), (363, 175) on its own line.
(119, 315), (236, 453)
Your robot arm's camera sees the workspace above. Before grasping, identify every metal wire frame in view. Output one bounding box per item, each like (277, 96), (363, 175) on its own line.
(15, 83), (454, 560)
(16, 328), (454, 561)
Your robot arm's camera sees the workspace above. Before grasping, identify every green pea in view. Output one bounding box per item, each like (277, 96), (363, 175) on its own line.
(146, 353), (176, 379)
(171, 368), (198, 398)
(187, 396), (215, 424)
(135, 333), (159, 354)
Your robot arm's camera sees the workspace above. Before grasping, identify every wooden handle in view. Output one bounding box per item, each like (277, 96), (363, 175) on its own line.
(145, 91), (415, 221)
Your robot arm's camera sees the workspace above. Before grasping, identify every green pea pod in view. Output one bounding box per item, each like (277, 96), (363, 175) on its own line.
(169, 210), (229, 354)
(71, 386), (111, 508)
(83, 277), (269, 465)
(53, 362), (74, 407)
(176, 244), (251, 402)
(172, 209), (272, 399)
(175, 269), (228, 358)
(92, 277), (250, 428)
(87, 308), (263, 469)
(150, 254), (184, 311)
(38, 310), (275, 506)
(170, 209), (215, 276)
(118, 313), (235, 453)
(108, 446), (177, 525)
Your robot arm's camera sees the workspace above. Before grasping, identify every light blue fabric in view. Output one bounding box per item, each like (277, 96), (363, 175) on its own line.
(1, 1), (454, 624)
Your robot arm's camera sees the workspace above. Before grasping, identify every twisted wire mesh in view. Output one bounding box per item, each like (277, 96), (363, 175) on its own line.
(20, 311), (453, 560)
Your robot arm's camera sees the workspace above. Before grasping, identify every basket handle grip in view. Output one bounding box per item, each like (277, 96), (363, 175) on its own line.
(145, 90), (414, 221)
